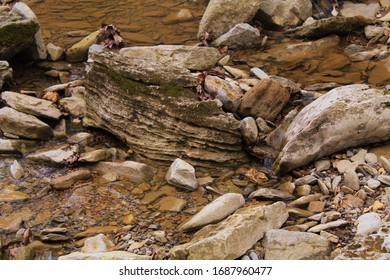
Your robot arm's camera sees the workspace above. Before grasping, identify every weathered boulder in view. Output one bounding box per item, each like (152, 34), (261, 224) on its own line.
(169, 202), (288, 260)
(0, 107), (52, 139)
(181, 193), (245, 232)
(198, 0), (264, 39)
(92, 161), (155, 183)
(262, 229), (331, 260)
(289, 16), (376, 38)
(0, 9), (39, 60)
(119, 45), (223, 71)
(84, 51), (247, 167)
(166, 158), (198, 191)
(1, 91), (62, 120)
(0, 60), (12, 89)
(211, 23), (260, 49)
(238, 79), (291, 121)
(274, 84), (390, 174)
(255, 0), (312, 30)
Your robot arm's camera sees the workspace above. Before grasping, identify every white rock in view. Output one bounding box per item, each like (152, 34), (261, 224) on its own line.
(315, 160), (331, 172)
(181, 193), (245, 232)
(308, 219), (348, 233)
(166, 158), (198, 191)
(10, 160), (24, 180)
(46, 43), (64, 61)
(356, 212), (382, 237)
(81, 234), (115, 253)
(367, 179), (381, 190)
(250, 67), (269, 80)
(26, 145), (78, 164)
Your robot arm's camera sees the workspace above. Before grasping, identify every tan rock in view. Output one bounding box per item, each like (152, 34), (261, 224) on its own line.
(50, 169), (92, 190)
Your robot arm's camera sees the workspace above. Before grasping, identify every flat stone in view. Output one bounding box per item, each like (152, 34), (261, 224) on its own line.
(250, 67), (269, 80)
(318, 179), (330, 195)
(26, 145), (78, 165)
(46, 43), (64, 61)
(0, 191), (30, 202)
(74, 226), (121, 239)
(50, 169), (92, 190)
(41, 233), (70, 242)
(41, 228), (68, 234)
(287, 207), (313, 217)
(336, 160), (357, 173)
(181, 193), (245, 232)
(356, 212), (382, 237)
(156, 196), (186, 212)
(320, 231), (339, 243)
(262, 229), (331, 260)
(1, 91), (62, 120)
(379, 156), (390, 173)
(340, 1), (381, 18)
(341, 194), (364, 208)
(166, 158), (198, 191)
(344, 171), (360, 191)
(141, 191), (165, 205)
(93, 161), (155, 183)
(58, 251), (150, 260)
(308, 219), (348, 233)
(295, 184), (311, 197)
(79, 148), (115, 162)
(288, 193), (322, 207)
(196, 176), (214, 187)
(240, 117), (258, 144)
(378, 175), (390, 186)
(10, 160), (24, 180)
(0, 107), (52, 139)
(249, 188), (295, 200)
(364, 26), (385, 40)
(81, 233), (115, 253)
(59, 92), (86, 118)
(211, 23), (260, 49)
(307, 201), (326, 213)
(119, 45), (222, 71)
(367, 179), (381, 190)
(0, 138), (37, 154)
(315, 160), (331, 172)
(66, 30), (100, 62)
(169, 202), (288, 260)
(67, 132), (95, 146)
(295, 175), (318, 186)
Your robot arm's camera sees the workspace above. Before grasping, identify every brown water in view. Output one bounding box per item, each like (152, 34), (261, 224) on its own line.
(22, 0), (208, 48)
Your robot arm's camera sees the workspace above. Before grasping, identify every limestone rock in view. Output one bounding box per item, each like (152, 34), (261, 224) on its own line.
(84, 51), (247, 167)
(290, 16), (375, 38)
(0, 9), (39, 59)
(198, 0), (264, 39)
(263, 229), (331, 260)
(119, 45), (222, 71)
(26, 145), (78, 164)
(58, 251), (150, 260)
(0, 60), (12, 89)
(204, 75), (242, 112)
(1, 91), (62, 120)
(50, 169), (92, 190)
(356, 212), (382, 237)
(169, 202), (288, 260)
(181, 193), (245, 232)
(92, 161), (155, 183)
(238, 79), (290, 121)
(0, 107), (52, 140)
(256, 0), (312, 30)
(81, 234), (115, 253)
(66, 30), (100, 62)
(211, 23), (260, 49)
(166, 158), (198, 191)
(274, 85), (390, 174)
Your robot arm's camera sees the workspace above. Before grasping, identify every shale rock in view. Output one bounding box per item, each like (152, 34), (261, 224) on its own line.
(274, 85), (390, 174)
(169, 202), (288, 260)
(84, 51), (247, 167)
(92, 161), (155, 183)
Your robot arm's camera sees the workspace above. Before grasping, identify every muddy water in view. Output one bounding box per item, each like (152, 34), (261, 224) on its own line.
(22, 0), (208, 48)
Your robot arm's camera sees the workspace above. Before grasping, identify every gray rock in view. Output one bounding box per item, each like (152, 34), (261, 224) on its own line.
(367, 179), (381, 190)
(50, 169), (92, 190)
(26, 145), (78, 164)
(119, 45), (222, 71)
(58, 251), (150, 260)
(1, 91), (62, 120)
(378, 175), (390, 186)
(198, 0), (264, 39)
(240, 117), (258, 144)
(356, 212), (382, 237)
(84, 51), (247, 166)
(166, 158), (198, 191)
(0, 107), (52, 139)
(181, 193), (245, 232)
(365, 153), (378, 164)
(238, 78), (290, 121)
(0, 10), (39, 60)
(204, 75), (242, 112)
(344, 171), (360, 191)
(10, 160), (24, 180)
(288, 193), (322, 207)
(344, 45), (381, 62)
(317, 179), (330, 195)
(46, 43), (64, 61)
(315, 160), (331, 172)
(92, 161), (155, 183)
(0, 60), (12, 89)
(263, 229), (331, 260)
(340, 1), (381, 18)
(250, 67), (269, 80)
(308, 219), (348, 233)
(169, 202), (288, 260)
(211, 23), (260, 49)
(67, 132), (95, 146)
(265, 109), (298, 150)
(256, 0), (312, 30)
(350, 149), (367, 162)
(274, 85), (390, 175)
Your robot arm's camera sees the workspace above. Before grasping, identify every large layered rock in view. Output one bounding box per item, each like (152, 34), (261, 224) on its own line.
(169, 202), (288, 260)
(0, 61), (12, 90)
(262, 229), (331, 260)
(274, 85), (390, 174)
(119, 45), (223, 71)
(255, 0), (312, 30)
(198, 0), (264, 39)
(0, 107), (52, 139)
(84, 51), (247, 167)
(1, 91), (62, 120)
